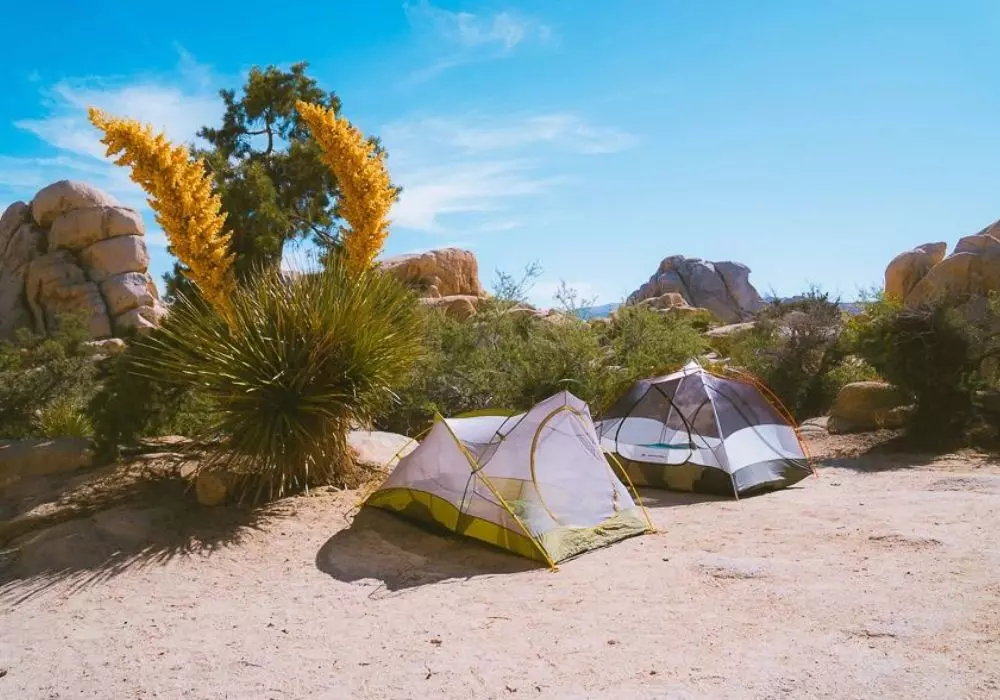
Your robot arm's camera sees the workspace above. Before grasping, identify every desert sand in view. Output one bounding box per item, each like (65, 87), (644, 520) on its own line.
(1, 429), (999, 699)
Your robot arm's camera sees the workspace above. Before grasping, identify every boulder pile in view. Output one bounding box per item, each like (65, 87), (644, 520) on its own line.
(0, 180), (165, 341)
(626, 256), (764, 323)
(381, 247), (488, 319)
(885, 220), (1000, 307)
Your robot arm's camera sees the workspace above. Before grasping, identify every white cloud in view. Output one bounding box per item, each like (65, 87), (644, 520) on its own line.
(395, 114), (637, 155)
(1, 48), (224, 251)
(402, 1), (552, 83)
(381, 113), (634, 233)
(404, 1), (551, 50)
(390, 160), (562, 231)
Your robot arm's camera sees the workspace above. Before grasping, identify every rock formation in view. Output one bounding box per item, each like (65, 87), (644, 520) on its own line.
(627, 256), (764, 323)
(0, 181), (165, 341)
(382, 247), (488, 319)
(886, 218), (1000, 307)
(381, 248), (484, 298)
(827, 381), (913, 434)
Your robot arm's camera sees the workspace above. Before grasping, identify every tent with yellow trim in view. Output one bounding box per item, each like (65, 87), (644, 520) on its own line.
(596, 359), (814, 498)
(365, 391), (653, 566)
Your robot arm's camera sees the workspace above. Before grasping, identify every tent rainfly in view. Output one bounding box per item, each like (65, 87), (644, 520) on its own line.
(596, 360), (813, 498)
(365, 391), (653, 567)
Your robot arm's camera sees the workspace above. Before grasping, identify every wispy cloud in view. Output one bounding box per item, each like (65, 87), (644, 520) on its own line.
(394, 114), (637, 155)
(1, 48), (223, 249)
(382, 113), (635, 233)
(390, 159), (562, 231)
(403, 1), (553, 83)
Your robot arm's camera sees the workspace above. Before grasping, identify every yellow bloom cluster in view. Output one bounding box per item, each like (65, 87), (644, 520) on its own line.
(295, 100), (394, 274)
(87, 107), (235, 311)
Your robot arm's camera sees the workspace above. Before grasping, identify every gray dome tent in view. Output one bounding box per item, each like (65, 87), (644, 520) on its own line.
(596, 360), (814, 498)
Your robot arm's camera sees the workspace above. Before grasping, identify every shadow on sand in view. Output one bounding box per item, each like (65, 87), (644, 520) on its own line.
(315, 508), (537, 595)
(0, 460), (287, 607)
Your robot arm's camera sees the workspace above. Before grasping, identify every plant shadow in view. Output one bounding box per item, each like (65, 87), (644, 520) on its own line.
(812, 432), (996, 474)
(0, 456), (287, 607)
(315, 507), (538, 595)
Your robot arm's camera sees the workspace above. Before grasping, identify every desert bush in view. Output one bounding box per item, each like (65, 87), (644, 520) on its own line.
(722, 288), (861, 419)
(600, 304), (708, 382)
(379, 292), (709, 435)
(88, 339), (214, 458)
(849, 296), (985, 437)
(0, 315), (98, 439)
(131, 261), (423, 500)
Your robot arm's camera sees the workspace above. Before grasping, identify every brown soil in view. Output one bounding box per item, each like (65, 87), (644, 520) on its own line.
(1, 431), (999, 699)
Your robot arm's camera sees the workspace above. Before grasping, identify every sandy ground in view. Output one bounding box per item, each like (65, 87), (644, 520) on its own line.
(1, 430), (999, 700)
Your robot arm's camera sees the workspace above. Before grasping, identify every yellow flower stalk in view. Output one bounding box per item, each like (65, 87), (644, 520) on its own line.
(295, 100), (394, 274)
(87, 107), (235, 312)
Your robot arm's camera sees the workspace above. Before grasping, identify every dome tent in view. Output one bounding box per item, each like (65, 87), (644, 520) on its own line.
(365, 391), (653, 567)
(596, 360), (813, 498)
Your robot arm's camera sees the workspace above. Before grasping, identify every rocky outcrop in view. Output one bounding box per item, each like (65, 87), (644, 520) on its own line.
(627, 256), (764, 323)
(419, 294), (481, 320)
(0, 180), (165, 341)
(381, 248), (484, 298)
(827, 382), (913, 434)
(887, 220), (1000, 308)
(0, 437), (95, 481)
(884, 242), (947, 301)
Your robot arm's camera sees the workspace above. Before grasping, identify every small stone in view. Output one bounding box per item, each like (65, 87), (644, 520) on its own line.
(195, 472), (229, 506)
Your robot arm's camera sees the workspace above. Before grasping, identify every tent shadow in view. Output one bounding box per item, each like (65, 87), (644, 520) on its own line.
(634, 487), (731, 509)
(315, 507), (538, 593)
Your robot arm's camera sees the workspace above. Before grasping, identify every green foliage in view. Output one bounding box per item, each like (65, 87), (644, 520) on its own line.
(379, 282), (708, 436)
(38, 397), (93, 439)
(136, 260), (423, 501)
(601, 305), (708, 381)
(0, 315), (98, 439)
(850, 297), (984, 437)
(720, 288), (857, 419)
(88, 340), (213, 458)
(165, 62), (396, 297)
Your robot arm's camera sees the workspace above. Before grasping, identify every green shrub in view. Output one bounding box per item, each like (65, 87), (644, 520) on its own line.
(601, 304), (708, 382)
(0, 315), (99, 439)
(850, 299), (982, 437)
(722, 289), (853, 420)
(379, 298), (708, 435)
(131, 261), (423, 501)
(88, 340), (214, 458)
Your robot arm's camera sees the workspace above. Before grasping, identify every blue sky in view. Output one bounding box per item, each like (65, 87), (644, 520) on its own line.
(2, 0), (1000, 306)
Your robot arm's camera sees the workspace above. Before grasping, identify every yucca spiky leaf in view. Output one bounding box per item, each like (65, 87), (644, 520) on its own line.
(132, 259), (423, 502)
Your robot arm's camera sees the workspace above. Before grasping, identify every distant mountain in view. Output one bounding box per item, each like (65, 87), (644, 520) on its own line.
(576, 303), (620, 319)
(576, 299), (863, 320)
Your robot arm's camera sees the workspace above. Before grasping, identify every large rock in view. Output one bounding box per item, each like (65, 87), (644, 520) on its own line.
(884, 242), (947, 301)
(0, 438), (95, 479)
(905, 250), (1000, 308)
(41, 282), (113, 338)
(30, 180), (120, 228)
(418, 294), (480, 320)
(113, 302), (168, 336)
(2, 181), (163, 341)
(0, 201), (30, 253)
(48, 206), (144, 252)
(25, 250), (93, 334)
(348, 430), (416, 470)
(827, 381), (913, 434)
(381, 248), (484, 297)
(79, 235), (150, 283)
(0, 221), (44, 338)
(100, 272), (158, 316)
(627, 256), (763, 323)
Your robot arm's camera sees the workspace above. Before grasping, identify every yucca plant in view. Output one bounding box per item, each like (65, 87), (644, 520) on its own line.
(131, 259), (423, 501)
